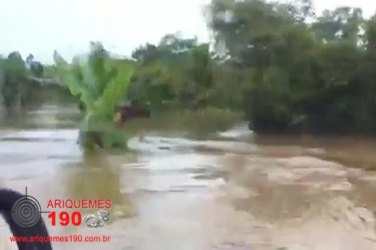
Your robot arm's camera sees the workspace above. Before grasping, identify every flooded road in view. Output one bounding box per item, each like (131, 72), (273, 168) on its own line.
(1, 105), (376, 249)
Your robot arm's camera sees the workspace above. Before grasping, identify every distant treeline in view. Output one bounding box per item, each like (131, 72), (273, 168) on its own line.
(2, 0), (376, 135)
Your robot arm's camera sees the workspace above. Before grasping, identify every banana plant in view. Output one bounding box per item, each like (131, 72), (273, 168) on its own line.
(53, 42), (134, 150)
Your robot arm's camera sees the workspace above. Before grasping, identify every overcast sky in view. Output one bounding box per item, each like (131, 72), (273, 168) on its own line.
(0, 0), (375, 63)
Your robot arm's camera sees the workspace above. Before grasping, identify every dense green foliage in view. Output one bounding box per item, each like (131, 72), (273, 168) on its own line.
(0, 52), (42, 114)
(0, 52), (27, 110)
(54, 42), (134, 150)
(3, 0), (376, 137)
(128, 35), (215, 111)
(204, 0), (376, 135)
(123, 0), (376, 135)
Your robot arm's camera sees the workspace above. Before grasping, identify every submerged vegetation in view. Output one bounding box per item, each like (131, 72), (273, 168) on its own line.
(206, 0), (376, 135)
(2, 0), (376, 149)
(0, 52), (30, 114)
(53, 42), (134, 150)
(123, 107), (242, 138)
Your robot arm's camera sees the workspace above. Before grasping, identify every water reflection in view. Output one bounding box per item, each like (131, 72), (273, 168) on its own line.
(63, 151), (136, 220)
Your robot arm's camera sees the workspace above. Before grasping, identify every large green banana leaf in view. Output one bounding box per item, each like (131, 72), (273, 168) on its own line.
(53, 44), (134, 149)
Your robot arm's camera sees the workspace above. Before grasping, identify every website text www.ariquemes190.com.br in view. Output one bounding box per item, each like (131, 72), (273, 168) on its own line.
(10, 234), (111, 244)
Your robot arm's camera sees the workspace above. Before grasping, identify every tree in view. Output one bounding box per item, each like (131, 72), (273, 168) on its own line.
(54, 42), (134, 150)
(312, 7), (364, 45)
(0, 51), (28, 113)
(128, 34), (212, 111)
(206, 0), (376, 134)
(26, 54), (44, 78)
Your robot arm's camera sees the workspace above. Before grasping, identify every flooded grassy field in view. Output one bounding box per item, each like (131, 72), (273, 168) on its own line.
(1, 104), (376, 250)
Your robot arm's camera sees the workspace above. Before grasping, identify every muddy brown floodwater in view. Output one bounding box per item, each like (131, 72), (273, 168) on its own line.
(1, 104), (376, 250)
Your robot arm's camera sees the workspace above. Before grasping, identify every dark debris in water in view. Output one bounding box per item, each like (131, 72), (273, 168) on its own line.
(193, 170), (229, 181)
(8, 175), (38, 181)
(169, 184), (208, 191)
(134, 188), (187, 194)
(193, 145), (226, 154)
(213, 242), (253, 250)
